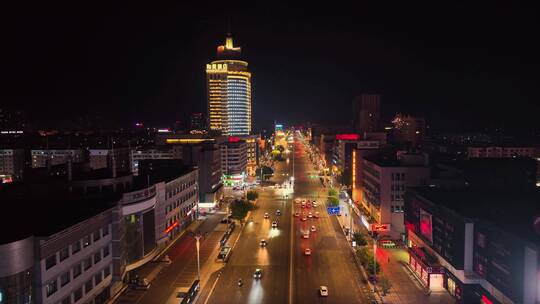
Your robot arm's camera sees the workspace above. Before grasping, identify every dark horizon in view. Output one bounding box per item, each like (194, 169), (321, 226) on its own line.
(2, 2), (539, 132)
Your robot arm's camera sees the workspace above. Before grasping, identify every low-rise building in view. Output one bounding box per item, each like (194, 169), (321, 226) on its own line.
(88, 148), (130, 173)
(0, 149), (25, 183)
(31, 149), (85, 168)
(130, 146), (183, 174)
(467, 145), (539, 158)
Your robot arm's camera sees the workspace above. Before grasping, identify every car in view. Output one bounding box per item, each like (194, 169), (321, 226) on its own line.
(319, 286), (329, 297)
(254, 268), (262, 279)
(310, 225), (316, 232)
(304, 248), (312, 255)
(264, 212), (269, 219)
(314, 212), (320, 218)
(276, 210), (281, 216)
(294, 212), (300, 217)
(260, 239), (267, 247)
(272, 221), (278, 228)
(308, 212), (313, 218)
(303, 232), (309, 239)
(301, 217), (307, 222)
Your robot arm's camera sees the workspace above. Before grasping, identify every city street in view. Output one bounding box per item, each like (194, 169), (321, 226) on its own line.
(115, 211), (226, 304)
(207, 133), (371, 304)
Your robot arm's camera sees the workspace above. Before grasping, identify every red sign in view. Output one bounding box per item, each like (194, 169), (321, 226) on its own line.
(481, 295), (493, 304)
(228, 136), (240, 142)
(164, 220), (179, 234)
(336, 134), (360, 141)
(372, 224), (390, 231)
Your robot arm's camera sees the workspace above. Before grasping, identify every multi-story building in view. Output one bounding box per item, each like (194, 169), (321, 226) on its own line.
(351, 144), (382, 204)
(405, 187), (540, 304)
(239, 135), (259, 176)
(180, 143), (223, 210)
(0, 161), (199, 304)
(31, 149), (85, 169)
(130, 146), (183, 174)
(353, 94), (381, 133)
(206, 34), (252, 136)
(219, 137), (248, 186)
(361, 151), (430, 238)
(88, 148), (130, 172)
(0, 149), (25, 183)
(467, 145), (539, 158)
(332, 134), (379, 187)
(0, 185), (117, 304)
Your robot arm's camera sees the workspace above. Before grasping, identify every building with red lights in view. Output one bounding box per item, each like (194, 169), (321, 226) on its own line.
(0, 162), (199, 304)
(361, 151), (430, 239)
(405, 187), (540, 304)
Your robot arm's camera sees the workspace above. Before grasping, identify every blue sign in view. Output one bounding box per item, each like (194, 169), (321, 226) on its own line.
(327, 206), (340, 215)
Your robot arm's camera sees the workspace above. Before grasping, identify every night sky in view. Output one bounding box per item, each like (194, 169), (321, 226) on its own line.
(2, 2), (539, 132)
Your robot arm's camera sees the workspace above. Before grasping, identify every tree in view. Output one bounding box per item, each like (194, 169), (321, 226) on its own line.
(230, 199), (256, 222)
(246, 190), (259, 201)
(378, 275), (393, 295)
(366, 257), (381, 275)
(327, 196), (339, 206)
(353, 232), (367, 246)
(256, 166), (274, 180)
(356, 247), (370, 266)
(328, 188), (338, 197)
(356, 247), (380, 274)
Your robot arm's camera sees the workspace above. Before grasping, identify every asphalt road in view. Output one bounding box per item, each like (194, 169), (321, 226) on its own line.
(207, 133), (370, 304)
(291, 136), (370, 304)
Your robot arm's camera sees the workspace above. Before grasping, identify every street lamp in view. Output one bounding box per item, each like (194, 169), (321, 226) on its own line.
(194, 233), (202, 281)
(373, 235), (379, 293)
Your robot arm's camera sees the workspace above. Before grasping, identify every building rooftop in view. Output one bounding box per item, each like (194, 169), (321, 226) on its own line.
(134, 160), (195, 190)
(364, 152), (427, 167)
(412, 187), (540, 247)
(0, 183), (119, 245)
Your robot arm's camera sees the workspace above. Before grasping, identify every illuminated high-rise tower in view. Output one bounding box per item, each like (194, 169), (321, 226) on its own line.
(206, 33), (252, 136)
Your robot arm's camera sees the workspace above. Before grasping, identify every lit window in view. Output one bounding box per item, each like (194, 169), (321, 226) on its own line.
(46, 279), (58, 296)
(83, 235), (91, 248)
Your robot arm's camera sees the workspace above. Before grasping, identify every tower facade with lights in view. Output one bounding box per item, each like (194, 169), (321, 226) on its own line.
(206, 34), (252, 136)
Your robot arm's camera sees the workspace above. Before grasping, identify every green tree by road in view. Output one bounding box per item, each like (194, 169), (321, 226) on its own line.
(246, 190), (259, 201)
(230, 199), (256, 223)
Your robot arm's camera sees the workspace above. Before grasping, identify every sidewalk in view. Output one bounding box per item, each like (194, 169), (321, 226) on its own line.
(337, 202), (456, 304)
(113, 209), (228, 304)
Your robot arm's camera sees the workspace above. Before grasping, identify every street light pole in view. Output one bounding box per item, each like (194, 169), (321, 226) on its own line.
(373, 236), (378, 293)
(195, 234), (202, 281)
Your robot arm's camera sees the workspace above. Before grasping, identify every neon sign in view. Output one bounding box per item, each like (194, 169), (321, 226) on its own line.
(164, 220), (179, 234)
(372, 224), (390, 231)
(336, 134), (360, 140)
(228, 136), (240, 142)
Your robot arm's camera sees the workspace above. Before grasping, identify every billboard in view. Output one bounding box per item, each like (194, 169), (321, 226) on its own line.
(419, 209), (433, 243)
